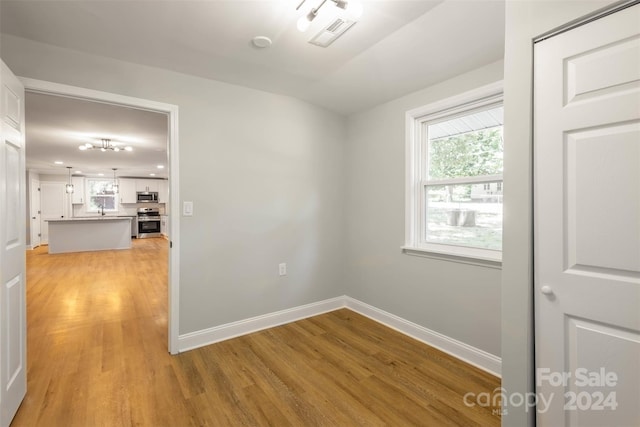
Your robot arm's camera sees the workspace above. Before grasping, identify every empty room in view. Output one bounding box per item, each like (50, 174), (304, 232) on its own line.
(0, 1), (638, 426)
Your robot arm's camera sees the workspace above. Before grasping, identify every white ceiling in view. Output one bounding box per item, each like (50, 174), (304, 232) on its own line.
(1, 0), (505, 178)
(25, 92), (169, 178)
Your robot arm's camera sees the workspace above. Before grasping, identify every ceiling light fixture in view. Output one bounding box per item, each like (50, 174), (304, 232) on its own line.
(65, 166), (74, 194)
(79, 138), (132, 152)
(334, 0), (363, 18)
(112, 168), (119, 194)
(296, 0), (362, 32)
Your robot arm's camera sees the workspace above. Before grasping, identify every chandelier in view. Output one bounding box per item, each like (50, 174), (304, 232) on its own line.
(79, 138), (132, 152)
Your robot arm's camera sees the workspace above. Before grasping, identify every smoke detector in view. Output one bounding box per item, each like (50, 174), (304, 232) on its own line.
(252, 36), (273, 49)
(308, 17), (356, 48)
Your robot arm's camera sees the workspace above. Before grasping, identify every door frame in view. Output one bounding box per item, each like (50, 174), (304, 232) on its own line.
(21, 77), (181, 354)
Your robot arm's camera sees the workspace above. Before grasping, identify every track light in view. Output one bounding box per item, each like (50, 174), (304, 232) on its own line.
(296, 0), (324, 33)
(297, 12), (314, 32)
(296, 0), (363, 33)
(335, 0), (363, 18)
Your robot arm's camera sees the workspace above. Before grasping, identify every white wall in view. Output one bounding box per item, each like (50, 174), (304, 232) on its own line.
(501, 1), (618, 425)
(1, 35), (347, 335)
(343, 60), (504, 358)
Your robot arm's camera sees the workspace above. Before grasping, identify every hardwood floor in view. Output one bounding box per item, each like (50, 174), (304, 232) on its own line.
(15, 238), (500, 426)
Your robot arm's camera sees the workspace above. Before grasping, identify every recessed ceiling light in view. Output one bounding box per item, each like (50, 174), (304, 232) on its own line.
(157, 165), (164, 169)
(75, 170), (82, 174)
(252, 36), (272, 49)
(149, 173), (156, 176)
(54, 161), (63, 165)
(98, 173), (104, 176)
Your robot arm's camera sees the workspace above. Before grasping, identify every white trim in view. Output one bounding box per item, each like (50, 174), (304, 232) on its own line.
(406, 81), (504, 121)
(423, 174), (503, 187)
(405, 81), (504, 263)
(19, 77), (181, 354)
(402, 246), (502, 269)
(345, 297), (501, 377)
(177, 297), (345, 352)
(177, 295), (501, 377)
(534, 0), (639, 43)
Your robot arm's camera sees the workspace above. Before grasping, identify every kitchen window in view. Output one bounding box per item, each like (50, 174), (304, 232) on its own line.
(404, 82), (503, 266)
(87, 178), (118, 213)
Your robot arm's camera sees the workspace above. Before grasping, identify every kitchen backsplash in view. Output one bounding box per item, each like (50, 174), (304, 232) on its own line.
(72, 202), (166, 217)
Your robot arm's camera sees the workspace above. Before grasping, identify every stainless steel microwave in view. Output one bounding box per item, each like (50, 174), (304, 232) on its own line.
(137, 192), (158, 203)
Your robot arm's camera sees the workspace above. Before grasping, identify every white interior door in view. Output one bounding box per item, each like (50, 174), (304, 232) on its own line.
(534, 4), (640, 426)
(30, 180), (41, 248)
(40, 181), (67, 245)
(0, 60), (27, 426)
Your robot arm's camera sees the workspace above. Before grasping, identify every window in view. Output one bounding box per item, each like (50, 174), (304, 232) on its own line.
(87, 179), (118, 213)
(404, 82), (503, 266)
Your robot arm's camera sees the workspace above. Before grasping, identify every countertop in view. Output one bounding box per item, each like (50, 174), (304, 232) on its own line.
(46, 216), (133, 222)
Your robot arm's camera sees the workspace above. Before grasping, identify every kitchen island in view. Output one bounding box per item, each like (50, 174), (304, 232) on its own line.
(47, 217), (132, 254)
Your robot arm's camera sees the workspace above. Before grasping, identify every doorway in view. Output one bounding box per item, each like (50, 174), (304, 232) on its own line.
(22, 78), (180, 353)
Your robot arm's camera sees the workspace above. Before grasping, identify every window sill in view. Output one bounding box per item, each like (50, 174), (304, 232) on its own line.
(401, 245), (502, 269)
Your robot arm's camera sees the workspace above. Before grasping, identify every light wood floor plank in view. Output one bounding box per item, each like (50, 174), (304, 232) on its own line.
(14, 239), (501, 426)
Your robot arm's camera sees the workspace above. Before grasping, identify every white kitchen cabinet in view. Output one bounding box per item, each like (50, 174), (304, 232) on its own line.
(136, 179), (159, 193)
(158, 180), (169, 204)
(71, 176), (85, 204)
(119, 178), (137, 204)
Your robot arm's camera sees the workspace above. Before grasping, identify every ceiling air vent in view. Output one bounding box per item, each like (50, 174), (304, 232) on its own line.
(308, 17), (357, 48)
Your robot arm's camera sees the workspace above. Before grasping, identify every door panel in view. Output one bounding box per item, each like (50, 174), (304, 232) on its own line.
(534, 4), (640, 426)
(565, 317), (640, 427)
(565, 35), (640, 105)
(567, 122), (640, 273)
(0, 60), (27, 427)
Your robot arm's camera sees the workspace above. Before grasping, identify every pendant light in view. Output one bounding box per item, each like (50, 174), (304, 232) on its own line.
(65, 166), (74, 194)
(112, 168), (119, 194)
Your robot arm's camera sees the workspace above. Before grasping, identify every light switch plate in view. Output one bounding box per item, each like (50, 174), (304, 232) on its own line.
(183, 201), (193, 216)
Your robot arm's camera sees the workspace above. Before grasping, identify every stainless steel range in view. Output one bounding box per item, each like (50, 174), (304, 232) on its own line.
(137, 207), (161, 238)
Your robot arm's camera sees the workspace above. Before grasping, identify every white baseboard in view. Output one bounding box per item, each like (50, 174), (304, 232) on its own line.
(344, 297), (501, 377)
(177, 295), (501, 377)
(177, 296), (345, 352)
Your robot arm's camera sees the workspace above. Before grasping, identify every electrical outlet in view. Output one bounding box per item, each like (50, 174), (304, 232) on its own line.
(279, 263), (287, 276)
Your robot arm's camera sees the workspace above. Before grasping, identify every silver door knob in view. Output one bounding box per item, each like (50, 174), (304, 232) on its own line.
(541, 285), (554, 295)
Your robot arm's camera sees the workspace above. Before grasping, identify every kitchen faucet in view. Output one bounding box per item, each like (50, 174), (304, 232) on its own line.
(99, 204), (105, 216)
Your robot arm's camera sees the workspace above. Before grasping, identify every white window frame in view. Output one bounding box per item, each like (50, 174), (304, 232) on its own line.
(403, 81), (503, 268)
(86, 178), (119, 213)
